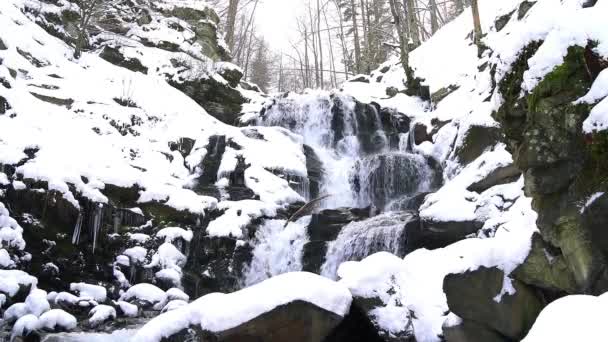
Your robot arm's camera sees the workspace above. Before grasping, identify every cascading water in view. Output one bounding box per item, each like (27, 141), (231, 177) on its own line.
(243, 216), (312, 286)
(247, 91), (441, 283)
(320, 211), (417, 279)
(352, 152), (435, 210)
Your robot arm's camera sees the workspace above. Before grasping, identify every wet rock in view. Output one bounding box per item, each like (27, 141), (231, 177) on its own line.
(302, 207), (370, 273)
(443, 267), (544, 340)
(325, 303), (390, 342)
(467, 164), (521, 193)
(217, 64), (244, 88)
(412, 122), (431, 145)
(406, 218), (483, 252)
(443, 319), (509, 342)
(196, 135), (226, 187)
(304, 144), (323, 199)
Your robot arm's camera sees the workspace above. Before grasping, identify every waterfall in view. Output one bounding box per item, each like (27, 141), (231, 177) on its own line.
(242, 216), (312, 286)
(351, 152), (435, 210)
(320, 211), (416, 279)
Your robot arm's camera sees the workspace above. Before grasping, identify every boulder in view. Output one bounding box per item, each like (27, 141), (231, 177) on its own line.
(467, 164), (522, 193)
(197, 300), (343, 342)
(443, 319), (509, 342)
(443, 267), (544, 340)
(512, 233), (577, 293)
(454, 125), (503, 165)
(302, 207), (370, 273)
(406, 219), (482, 252)
(99, 46), (148, 74)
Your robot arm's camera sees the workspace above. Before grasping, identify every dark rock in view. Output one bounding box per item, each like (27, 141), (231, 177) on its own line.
(350, 75), (370, 83)
(169, 77), (246, 125)
(413, 122), (431, 145)
(583, 193), (608, 262)
(431, 85), (459, 104)
(29, 92), (74, 108)
(168, 137), (196, 158)
(99, 46), (148, 74)
(217, 65), (243, 88)
(302, 241), (329, 274)
(198, 300), (344, 342)
(325, 303), (389, 342)
(583, 0), (598, 7)
(386, 87), (399, 97)
(454, 125), (503, 165)
(443, 319), (509, 342)
(494, 11), (514, 32)
(0, 38), (7, 50)
(517, 1), (536, 20)
(196, 135), (226, 187)
(302, 207), (371, 273)
(406, 219), (483, 252)
(467, 164), (521, 193)
(304, 145), (324, 199)
(0, 96), (11, 114)
(513, 233), (577, 293)
(443, 267), (544, 340)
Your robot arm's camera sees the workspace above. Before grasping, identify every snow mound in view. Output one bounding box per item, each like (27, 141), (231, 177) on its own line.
(523, 293), (608, 341)
(70, 283), (107, 302)
(120, 283), (166, 305)
(132, 272), (352, 342)
(37, 309), (77, 331)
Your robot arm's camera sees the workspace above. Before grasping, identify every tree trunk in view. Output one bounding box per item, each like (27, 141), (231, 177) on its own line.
(405, 0), (420, 48)
(389, 0), (413, 84)
(471, 0), (482, 49)
(225, 0), (240, 51)
(430, 0), (439, 34)
(317, 0), (324, 87)
(349, 0), (362, 74)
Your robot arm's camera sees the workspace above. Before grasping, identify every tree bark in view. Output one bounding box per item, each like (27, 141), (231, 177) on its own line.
(429, 0), (439, 34)
(349, 0), (362, 74)
(225, 0), (240, 51)
(471, 0), (482, 48)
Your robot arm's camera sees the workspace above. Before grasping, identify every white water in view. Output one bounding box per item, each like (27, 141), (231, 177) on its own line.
(243, 216), (312, 286)
(41, 327), (138, 341)
(321, 211), (416, 279)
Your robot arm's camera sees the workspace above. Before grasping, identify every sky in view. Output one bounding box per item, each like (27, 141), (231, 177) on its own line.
(256, 0), (305, 51)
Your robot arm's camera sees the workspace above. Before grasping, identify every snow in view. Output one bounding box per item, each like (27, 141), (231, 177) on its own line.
(116, 300), (139, 317)
(4, 303), (30, 323)
(0, 0), (306, 223)
(522, 294), (608, 341)
(0, 270), (38, 298)
(132, 272), (352, 342)
(206, 200), (279, 238)
(12, 314), (39, 340)
(54, 292), (79, 306)
(25, 289), (50, 317)
(156, 227), (193, 243)
(580, 192), (604, 214)
(338, 182), (537, 342)
(161, 299), (188, 312)
(146, 242), (186, 270)
(70, 283), (108, 302)
(128, 233), (150, 243)
(89, 305), (117, 326)
(120, 283), (166, 305)
(165, 288), (189, 302)
(123, 247), (148, 264)
(37, 309), (77, 331)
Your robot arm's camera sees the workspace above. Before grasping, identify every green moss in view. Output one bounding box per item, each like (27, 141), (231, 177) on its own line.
(527, 46), (590, 114)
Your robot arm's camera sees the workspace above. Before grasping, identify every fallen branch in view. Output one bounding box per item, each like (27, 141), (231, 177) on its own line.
(284, 194), (332, 228)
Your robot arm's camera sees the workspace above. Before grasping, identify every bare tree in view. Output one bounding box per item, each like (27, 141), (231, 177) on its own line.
(225, 0), (240, 50)
(73, 0), (107, 59)
(471, 0), (482, 53)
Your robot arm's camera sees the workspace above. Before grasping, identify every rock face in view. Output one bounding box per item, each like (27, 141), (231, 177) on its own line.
(198, 301), (344, 342)
(406, 218), (483, 252)
(443, 267), (544, 341)
(494, 43), (608, 295)
(302, 207), (371, 273)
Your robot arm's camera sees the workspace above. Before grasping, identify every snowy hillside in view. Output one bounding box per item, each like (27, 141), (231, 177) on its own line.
(0, 0), (607, 341)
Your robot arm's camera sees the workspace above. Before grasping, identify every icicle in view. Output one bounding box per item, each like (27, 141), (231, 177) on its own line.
(112, 210), (121, 234)
(72, 211), (83, 245)
(92, 204), (103, 253)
